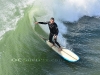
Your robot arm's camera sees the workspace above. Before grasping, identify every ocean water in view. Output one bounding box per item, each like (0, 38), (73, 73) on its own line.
(0, 0), (100, 75)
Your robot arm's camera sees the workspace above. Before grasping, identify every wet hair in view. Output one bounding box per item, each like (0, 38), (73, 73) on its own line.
(51, 17), (54, 21)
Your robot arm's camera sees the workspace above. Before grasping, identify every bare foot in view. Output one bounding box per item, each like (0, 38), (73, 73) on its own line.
(51, 44), (55, 47)
(59, 47), (62, 51)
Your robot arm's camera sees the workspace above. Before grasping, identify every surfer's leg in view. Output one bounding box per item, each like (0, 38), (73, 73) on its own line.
(54, 38), (61, 48)
(49, 33), (54, 45)
(54, 39), (62, 50)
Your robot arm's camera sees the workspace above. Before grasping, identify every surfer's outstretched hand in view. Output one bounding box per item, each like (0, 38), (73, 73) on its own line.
(35, 22), (38, 24)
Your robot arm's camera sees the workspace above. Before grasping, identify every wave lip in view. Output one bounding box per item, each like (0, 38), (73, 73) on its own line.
(53, 0), (100, 22)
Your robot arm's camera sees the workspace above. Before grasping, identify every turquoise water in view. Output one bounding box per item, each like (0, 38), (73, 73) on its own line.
(0, 0), (100, 75)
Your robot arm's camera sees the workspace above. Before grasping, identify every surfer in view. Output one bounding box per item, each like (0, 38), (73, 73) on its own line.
(35, 17), (62, 50)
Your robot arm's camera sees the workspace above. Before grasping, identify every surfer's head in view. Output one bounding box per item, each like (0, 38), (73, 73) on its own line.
(50, 17), (54, 24)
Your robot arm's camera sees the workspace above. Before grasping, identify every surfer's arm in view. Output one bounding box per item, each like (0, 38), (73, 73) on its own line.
(55, 23), (59, 35)
(38, 22), (49, 24)
(54, 27), (59, 39)
(35, 22), (48, 25)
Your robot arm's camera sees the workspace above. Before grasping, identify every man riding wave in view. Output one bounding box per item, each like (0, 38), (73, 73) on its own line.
(35, 17), (62, 50)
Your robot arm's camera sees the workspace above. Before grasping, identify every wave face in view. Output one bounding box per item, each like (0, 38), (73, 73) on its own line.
(0, 0), (100, 75)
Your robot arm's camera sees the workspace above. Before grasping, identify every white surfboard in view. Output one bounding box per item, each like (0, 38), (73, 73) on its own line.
(46, 40), (79, 62)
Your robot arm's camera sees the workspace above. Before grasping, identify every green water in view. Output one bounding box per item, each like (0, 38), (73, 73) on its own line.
(0, 6), (65, 75)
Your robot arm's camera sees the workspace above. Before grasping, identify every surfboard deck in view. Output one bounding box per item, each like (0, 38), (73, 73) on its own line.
(46, 40), (79, 62)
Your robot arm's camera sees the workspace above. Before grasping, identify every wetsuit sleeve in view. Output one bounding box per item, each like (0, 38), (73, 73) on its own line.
(38, 21), (49, 24)
(55, 23), (59, 35)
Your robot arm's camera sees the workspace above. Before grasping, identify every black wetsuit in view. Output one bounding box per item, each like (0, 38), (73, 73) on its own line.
(38, 21), (61, 47)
